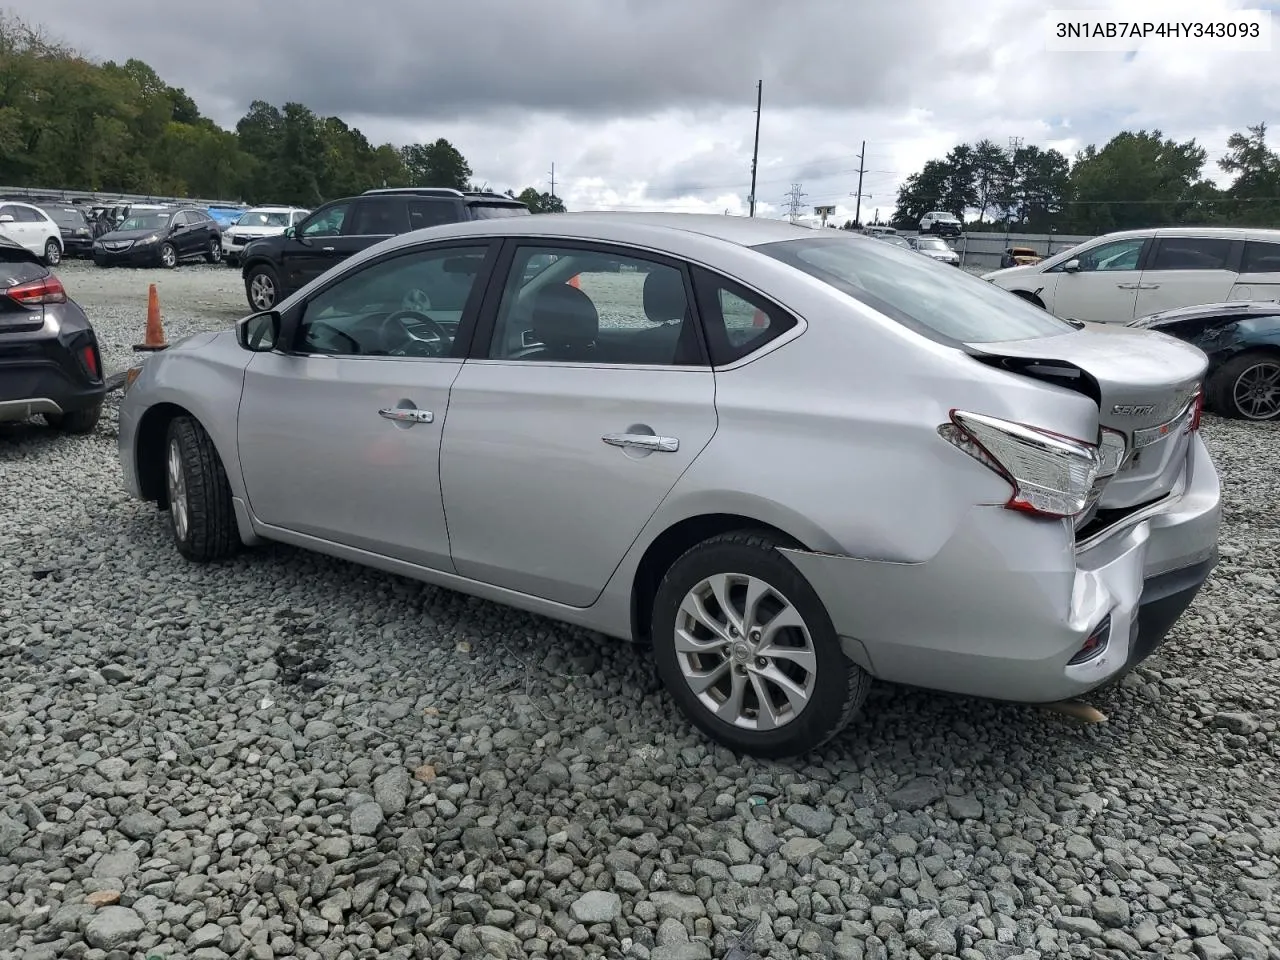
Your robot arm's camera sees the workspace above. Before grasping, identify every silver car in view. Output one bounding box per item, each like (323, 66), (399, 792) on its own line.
(909, 235), (961, 265)
(118, 213), (1221, 757)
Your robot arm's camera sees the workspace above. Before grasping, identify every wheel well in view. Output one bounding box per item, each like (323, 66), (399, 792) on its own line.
(135, 402), (195, 506)
(630, 514), (806, 644)
(1011, 289), (1046, 308)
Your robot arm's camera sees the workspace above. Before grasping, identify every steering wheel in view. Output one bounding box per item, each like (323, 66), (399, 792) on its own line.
(377, 309), (450, 358)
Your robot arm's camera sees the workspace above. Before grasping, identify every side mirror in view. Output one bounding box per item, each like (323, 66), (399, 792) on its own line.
(237, 311), (280, 352)
(0, 214), (13, 223)
(1063, 259), (1081, 273)
(281, 226), (294, 239)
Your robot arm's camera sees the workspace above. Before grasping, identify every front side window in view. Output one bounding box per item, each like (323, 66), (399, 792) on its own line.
(300, 203), (349, 238)
(758, 235), (1074, 344)
(296, 245), (489, 358)
(487, 244), (703, 365)
(1062, 237), (1146, 273)
(1149, 237), (1233, 271)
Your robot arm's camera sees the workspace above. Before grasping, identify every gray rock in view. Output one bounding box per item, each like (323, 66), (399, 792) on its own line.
(1091, 895), (1129, 928)
(780, 836), (824, 864)
(649, 891), (707, 921)
(118, 808), (164, 840)
(744, 820), (781, 855)
(887, 833), (918, 856)
(1055, 916), (1102, 938)
(945, 795), (984, 820)
(373, 765), (410, 815)
(93, 849), (140, 879)
(569, 890), (622, 924)
(1223, 934), (1269, 960)
(783, 803), (835, 836)
(189, 923), (225, 948)
(1215, 711), (1260, 735)
(887, 777), (942, 811)
(0, 813), (27, 856)
(1193, 936), (1235, 960)
(84, 906), (145, 950)
(349, 801), (383, 836)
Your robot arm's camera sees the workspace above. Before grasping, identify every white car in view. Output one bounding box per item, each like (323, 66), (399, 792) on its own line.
(919, 210), (962, 237)
(0, 201), (64, 265)
(909, 235), (960, 266)
(983, 227), (1280, 324)
(221, 207), (310, 265)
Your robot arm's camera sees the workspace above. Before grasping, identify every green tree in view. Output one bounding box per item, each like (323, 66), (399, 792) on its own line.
(1000, 145), (1071, 230)
(1218, 123), (1280, 225)
(514, 186), (566, 213)
(401, 138), (472, 190)
(891, 159), (950, 228)
(1067, 130), (1210, 232)
(970, 139), (1013, 223)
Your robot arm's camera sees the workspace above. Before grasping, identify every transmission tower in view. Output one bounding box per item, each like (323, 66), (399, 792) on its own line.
(784, 183), (807, 223)
(1007, 136), (1024, 157)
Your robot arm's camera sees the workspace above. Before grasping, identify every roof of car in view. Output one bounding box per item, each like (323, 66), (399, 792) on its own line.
(381, 211), (831, 249)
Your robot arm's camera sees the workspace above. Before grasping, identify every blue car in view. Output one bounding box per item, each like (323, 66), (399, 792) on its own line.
(206, 206), (247, 229)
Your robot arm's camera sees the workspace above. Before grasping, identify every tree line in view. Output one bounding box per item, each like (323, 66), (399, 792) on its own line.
(0, 14), (567, 212)
(887, 125), (1280, 234)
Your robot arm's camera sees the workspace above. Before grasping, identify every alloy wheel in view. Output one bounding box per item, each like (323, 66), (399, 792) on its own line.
(161, 245), (176, 268)
(1233, 360), (1280, 420)
(167, 438), (189, 542)
(674, 573), (817, 731)
(250, 273), (276, 310)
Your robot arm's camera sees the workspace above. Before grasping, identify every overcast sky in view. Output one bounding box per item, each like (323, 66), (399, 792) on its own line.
(10, 0), (1280, 221)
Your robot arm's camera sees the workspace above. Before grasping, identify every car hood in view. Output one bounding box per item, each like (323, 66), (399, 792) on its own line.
(921, 249), (958, 259)
(228, 225), (287, 235)
(982, 263), (1042, 282)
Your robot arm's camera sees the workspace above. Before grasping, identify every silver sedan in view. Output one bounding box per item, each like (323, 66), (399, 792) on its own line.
(118, 212), (1220, 757)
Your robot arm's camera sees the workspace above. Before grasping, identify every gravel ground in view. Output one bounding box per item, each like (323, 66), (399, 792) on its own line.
(2, 261), (1279, 960)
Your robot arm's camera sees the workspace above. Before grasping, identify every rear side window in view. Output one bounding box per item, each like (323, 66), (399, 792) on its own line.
(691, 267), (797, 365)
(347, 198), (410, 236)
(757, 235), (1074, 344)
(467, 204), (530, 220)
(407, 199), (458, 229)
(1149, 237), (1233, 271)
(1240, 240), (1280, 273)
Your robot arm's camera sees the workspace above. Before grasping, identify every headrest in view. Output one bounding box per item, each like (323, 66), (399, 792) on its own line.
(643, 268), (688, 323)
(532, 283), (599, 345)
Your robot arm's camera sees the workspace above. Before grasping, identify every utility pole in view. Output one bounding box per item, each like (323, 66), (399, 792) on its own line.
(853, 140), (867, 226)
(1007, 138), (1025, 225)
(548, 162), (556, 199)
(784, 183), (807, 224)
(749, 80), (762, 217)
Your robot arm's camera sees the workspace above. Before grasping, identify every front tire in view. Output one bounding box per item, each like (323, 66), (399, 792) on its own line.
(1209, 352), (1280, 421)
(245, 264), (281, 311)
(159, 242), (178, 269)
(44, 404), (101, 434)
(43, 238), (62, 266)
(165, 416), (241, 562)
(650, 530), (870, 758)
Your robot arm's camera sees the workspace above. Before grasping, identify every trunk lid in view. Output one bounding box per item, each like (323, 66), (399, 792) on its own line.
(965, 321), (1207, 520)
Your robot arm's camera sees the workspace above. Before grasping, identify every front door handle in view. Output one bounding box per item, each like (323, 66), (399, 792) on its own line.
(1116, 282), (1141, 289)
(379, 407), (433, 424)
(322, 246), (335, 252)
(602, 433), (679, 452)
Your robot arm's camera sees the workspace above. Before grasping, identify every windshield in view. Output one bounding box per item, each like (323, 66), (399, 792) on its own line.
(915, 238), (951, 250)
(468, 204), (530, 220)
(119, 213), (170, 232)
(758, 236), (1074, 344)
(879, 236), (911, 248)
(237, 210), (291, 228)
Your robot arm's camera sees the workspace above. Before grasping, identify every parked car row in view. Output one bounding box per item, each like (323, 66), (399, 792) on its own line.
(93, 205), (225, 268)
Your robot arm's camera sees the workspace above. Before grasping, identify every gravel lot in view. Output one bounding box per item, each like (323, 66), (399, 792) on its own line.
(2, 260), (1279, 960)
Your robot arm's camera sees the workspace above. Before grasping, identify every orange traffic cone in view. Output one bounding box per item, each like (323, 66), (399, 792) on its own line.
(752, 308), (768, 328)
(568, 273), (581, 289)
(133, 283), (168, 352)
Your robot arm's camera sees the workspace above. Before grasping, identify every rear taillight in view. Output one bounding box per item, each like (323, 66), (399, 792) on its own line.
(939, 410), (1101, 519)
(5, 275), (66, 305)
(80, 344), (100, 381)
(1187, 387), (1204, 433)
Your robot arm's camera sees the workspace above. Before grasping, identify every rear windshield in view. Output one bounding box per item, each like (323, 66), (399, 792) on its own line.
(40, 206), (86, 226)
(757, 236), (1074, 344)
(915, 237), (951, 250)
(238, 211), (291, 227)
(467, 204), (530, 220)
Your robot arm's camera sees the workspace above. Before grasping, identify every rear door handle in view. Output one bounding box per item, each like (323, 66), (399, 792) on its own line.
(1139, 283), (1160, 290)
(379, 407), (433, 424)
(602, 433), (679, 452)
(1116, 283), (1140, 289)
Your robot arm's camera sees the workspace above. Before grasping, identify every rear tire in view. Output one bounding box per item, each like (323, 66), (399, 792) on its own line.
(205, 237), (223, 264)
(43, 238), (62, 266)
(165, 416), (241, 562)
(650, 530), (869, 758)
(44, 404), (101, 434)
(1208, 351), (1280, 421)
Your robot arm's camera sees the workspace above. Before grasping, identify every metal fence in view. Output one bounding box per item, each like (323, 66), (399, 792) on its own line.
(892, 230), (1098, 272)
(0, 184), (248, 209)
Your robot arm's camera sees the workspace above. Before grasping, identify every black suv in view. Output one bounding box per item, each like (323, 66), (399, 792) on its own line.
(0, 234), (106, 434)
(239, 188), (530, 311)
